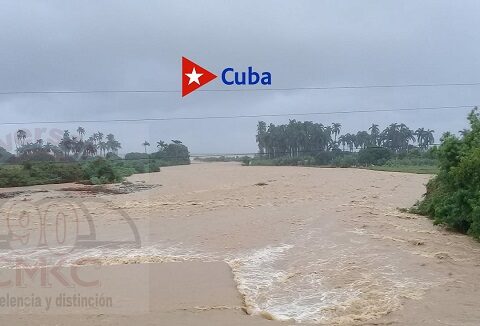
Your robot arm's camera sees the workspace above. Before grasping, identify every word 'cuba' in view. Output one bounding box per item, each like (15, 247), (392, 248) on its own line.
(221, 67), (272, 85)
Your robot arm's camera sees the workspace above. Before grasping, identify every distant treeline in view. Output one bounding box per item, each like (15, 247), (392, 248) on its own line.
(12, 128), (121, 162)
(247, 120), (439, 171)
(255, 120), (434, 158)
(0, 127), (190, 187)
(194, 156), (250, 163)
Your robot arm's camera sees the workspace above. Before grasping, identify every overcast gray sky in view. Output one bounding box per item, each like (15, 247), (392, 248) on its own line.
(0, 0), (479, 154)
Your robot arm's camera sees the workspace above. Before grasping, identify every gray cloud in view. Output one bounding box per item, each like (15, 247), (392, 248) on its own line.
(0, 0), (479, 154)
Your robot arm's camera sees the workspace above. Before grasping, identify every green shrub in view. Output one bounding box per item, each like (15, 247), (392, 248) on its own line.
(82, 159), (122, 184)
(249, 156), (317, 166)
(358, 147), (392, 165)
(0, 167), (31, 187)
(414, 108), (480, 239)
(241, 156), (251, 166)
(332, 154), (358, 168)
(125, 152), (149, 160)
(0, 152), (169, 188)
(106, 152), (121, 160)
(314, 151), (336, 165)
(151, 143), (190, 165)
(0, 162), (84, 187)
(117, 159), (161, 174)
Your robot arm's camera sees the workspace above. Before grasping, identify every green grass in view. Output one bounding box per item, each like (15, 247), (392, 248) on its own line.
(245, 155), (439, 174)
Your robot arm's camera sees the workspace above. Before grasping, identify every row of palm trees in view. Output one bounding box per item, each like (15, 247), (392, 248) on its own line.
(15, 127), (121, 159)
(142, 139), (183, 154)
(256, 120), (435, 158)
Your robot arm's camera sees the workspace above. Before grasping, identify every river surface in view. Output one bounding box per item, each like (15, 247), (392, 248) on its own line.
(1, 162), (479, 325)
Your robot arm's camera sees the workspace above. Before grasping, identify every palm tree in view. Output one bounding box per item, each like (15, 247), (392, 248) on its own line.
(331, 123), (341, 142)
(344, 133), (356, 152)
(97, 132), (104, 143)
(324, 125), (333, 149)
(399, 124), (415, 152)
(16, 129), (27, 152)
(379, 123), (414, 153)
(59, 130), (72, 157)
(44, 142), (54, 154)
(114, 141), (121, 154)
(256, 121), (267, 155)
(157, 141), (167, 150)
(415, 128), (426, 148)
(338, 135), (347, 151)
(368, 124), (380, 145)
(105, 134), (121, 154)
(74, 140), (84, 156)
(356, 131), (370, 149)
(84, 141), (97, 157)
(77, 127), (85, 140)
(98, 141), (108, 156)
(71, 136), (79, 156)
(424, 130), (435, 149)
(142, 141), (150, 154)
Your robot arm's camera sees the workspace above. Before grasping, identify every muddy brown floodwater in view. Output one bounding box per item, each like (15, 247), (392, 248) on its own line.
(0, 162), (479, 325)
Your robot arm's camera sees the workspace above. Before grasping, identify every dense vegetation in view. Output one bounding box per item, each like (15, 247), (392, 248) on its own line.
(194, 155), (250, 163)
(0, 159), (156, 187)
(249, 119), (438, 172)
(0, 127), (190, 187)
(256, 120), (434, 157)
(150, 140), (190, 165)
(13, 128), (121, 161)
(0, 147), (12, 163)
(413, 108), (480, 239)
(0, 162), (84, 187)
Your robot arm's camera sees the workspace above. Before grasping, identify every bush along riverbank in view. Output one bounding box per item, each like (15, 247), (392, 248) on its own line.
(412, 108), (480, 239)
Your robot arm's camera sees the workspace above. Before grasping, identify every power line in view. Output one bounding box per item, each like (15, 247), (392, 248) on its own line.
(0, 105), (475, 126)
(1, 82), (480, 96)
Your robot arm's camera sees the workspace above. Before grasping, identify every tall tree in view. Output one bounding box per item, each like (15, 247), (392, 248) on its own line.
(424, 129), (435, 149)
(142, 141), (150, 154)
(77, 127), (85, 140)
(368, 124), (380, 145)
(157, 141), (167, 150)
(16, 129), (27, 148)
(338, 135), (347, 151)
(332, 123), (341, 142)
(256, 121), (267, 155)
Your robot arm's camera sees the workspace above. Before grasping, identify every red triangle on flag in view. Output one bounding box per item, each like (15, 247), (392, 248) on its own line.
(182, 57), (217, 97)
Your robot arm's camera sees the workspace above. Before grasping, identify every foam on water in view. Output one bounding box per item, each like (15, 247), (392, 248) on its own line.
(225, 243), (438, 324)
(0, 242), (438, 324)
(0, 243), (216, 268)
(225, 243), (342, 323)
(225, 244), (294, 319)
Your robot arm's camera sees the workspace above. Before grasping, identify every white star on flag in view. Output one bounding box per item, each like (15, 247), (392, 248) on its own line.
(185, 68), (203, 85)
